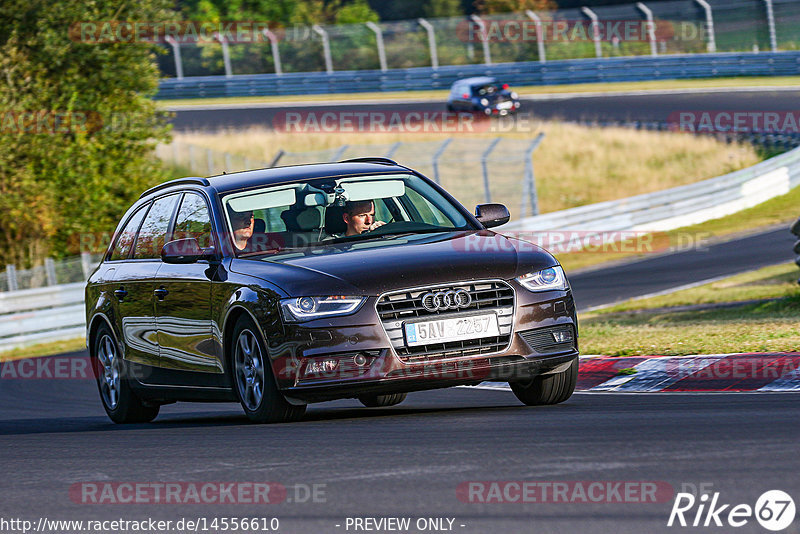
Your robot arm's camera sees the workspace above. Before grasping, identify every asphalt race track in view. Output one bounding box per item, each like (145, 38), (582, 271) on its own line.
(1, 372), (798, 534)
(568, 225), (796, 311)
(2, 89), (797, 533)
(168, 88), (800, 131)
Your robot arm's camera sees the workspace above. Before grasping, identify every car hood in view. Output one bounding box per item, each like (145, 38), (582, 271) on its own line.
(232, 231), (557, 296)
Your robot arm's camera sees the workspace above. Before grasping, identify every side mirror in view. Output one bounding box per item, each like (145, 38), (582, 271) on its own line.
(475, 203), (510, 228)
(162, 238), (207, 264)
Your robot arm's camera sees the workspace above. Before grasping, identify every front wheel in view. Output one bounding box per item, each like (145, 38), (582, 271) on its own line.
(358, 393), (407, 407)
(92, 324), (159, 424)
(232, 316), (306, 423)
(510, 358), (578, 406)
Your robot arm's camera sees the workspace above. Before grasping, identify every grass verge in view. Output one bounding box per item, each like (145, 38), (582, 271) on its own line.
(173, 122), (759, 216)
(158, 76), (800, 107)
(579, 262), (800, 356)
(0, 337), (86, 362)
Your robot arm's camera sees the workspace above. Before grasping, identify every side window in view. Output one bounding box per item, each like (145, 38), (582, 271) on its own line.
(109, 205), (149, 261)
(174, 193), (213, 248)
(133, 194), (180, 259)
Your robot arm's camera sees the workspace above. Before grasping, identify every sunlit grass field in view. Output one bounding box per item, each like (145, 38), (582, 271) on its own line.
(171, 121), (759, 215)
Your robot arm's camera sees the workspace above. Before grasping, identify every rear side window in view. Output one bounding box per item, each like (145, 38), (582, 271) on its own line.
(133, 194), (180, 259)
(173, 193), (213, 248)
(109, 205), (148, 261)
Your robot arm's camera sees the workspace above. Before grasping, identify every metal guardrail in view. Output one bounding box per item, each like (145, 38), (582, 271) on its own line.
(505, 143), (800, 233)
(3, 144), (800, 352)
(0, 283), (86, 352)
(156, 51), (800, 99)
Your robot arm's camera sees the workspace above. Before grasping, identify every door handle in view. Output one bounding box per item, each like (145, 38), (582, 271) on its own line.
(113, 288), (128, 301)
(154, 287), (169, 300)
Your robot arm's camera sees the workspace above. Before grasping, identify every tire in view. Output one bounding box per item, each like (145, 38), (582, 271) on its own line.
(510, 358), (578, 406)
(92, 324), (159, 424)
(231, 315), (306, 423)
(358, 392), (407, 407)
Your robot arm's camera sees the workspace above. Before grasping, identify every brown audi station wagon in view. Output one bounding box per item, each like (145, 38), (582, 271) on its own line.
(86, 158), (578, 423)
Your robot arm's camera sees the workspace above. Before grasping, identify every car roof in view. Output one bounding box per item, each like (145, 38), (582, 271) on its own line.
(140, 160), (412, 198)
(453, 76), (498, 87)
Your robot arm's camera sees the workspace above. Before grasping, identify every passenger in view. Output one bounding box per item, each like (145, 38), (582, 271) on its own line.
(342, 200), (385, 236)
(229, 209), (254, 251)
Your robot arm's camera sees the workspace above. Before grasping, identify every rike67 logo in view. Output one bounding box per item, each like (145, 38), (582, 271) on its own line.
(668, 490), (795, 531)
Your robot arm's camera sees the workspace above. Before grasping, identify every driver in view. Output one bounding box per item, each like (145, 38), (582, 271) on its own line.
(228, 208), (254, 251)
(342, 200), (385, 236)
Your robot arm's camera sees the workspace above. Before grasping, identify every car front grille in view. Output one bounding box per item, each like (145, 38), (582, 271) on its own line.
(519, 325), (576, 355)
(376, 280), (515, 363)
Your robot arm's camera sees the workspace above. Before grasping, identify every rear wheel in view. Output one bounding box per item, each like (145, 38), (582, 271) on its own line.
(232, 316), (305, 423)
(510, 358), (578, 406)
(358, 393), (407, 407)
(92, 324), (159, 423)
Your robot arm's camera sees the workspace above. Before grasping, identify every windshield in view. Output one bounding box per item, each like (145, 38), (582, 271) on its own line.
(222, 173), (474, 257)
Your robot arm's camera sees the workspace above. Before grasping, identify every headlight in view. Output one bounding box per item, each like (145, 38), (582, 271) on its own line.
(280, 296), (365, 322)
(516, 266), (568, 292)
(480, 98), (489, 106)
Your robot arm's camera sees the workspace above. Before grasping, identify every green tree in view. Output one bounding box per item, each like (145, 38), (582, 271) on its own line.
(425, 0), (465, 18)
(0, 0), (172, 266)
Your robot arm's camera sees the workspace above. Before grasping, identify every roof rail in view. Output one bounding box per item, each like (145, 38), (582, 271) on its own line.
(139, 177), (210, 199)
(339, 157), (399, 166)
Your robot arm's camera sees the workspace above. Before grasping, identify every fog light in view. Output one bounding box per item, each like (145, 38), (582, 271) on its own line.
(305, 359), (338, 376)
(551, 330), (572, 343)
(353, 353), (368, 366)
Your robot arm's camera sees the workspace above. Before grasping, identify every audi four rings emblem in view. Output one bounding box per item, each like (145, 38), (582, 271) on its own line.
(421, 288), (472, 312)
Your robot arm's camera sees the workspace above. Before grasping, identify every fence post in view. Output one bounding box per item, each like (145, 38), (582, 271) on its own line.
(480, 138), (502, 203)
(171, 141), (179, 165)
(213, 32), (233, 77)
(694, 0), (717, 53)
(80, 253), (92, 280)
(469, 15), (492, 65)
(44, 258), (57, 286)
(764, 0), (777, 52)
(525, 10), (546, 63)
(312, 25), (334, 74)
(432, 138), (453, 185)
(417, 18), (439, 69)
(636, 2), (658, 57)
(206, 148), (214, 175)
(581, 7), (603, 59)
(164, 35), (184, 79)
(269, 150), (285, 168)
(5, 265), (17, 291)
(331, 145), (350, 161)
(224, 152), (233, 171)
(366, 22), (388, 72)
(385, 142), (401, 158)
(521, 133), (546, 217)
(262, 28), (283, 75)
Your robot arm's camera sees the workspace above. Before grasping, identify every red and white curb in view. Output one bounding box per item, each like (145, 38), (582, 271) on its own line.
(473, 353), (800, 393)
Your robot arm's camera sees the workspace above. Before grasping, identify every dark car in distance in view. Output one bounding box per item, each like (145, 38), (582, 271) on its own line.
(86, 158), (578, 424)
(446, 76), (521, 116)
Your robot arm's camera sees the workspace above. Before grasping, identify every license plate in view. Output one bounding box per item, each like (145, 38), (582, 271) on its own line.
(404, 313), (500, 347)
(497, 101), (513, 109)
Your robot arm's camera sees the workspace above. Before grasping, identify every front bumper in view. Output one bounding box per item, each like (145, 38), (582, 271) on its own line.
(268, 285), (577, 403)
